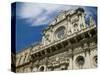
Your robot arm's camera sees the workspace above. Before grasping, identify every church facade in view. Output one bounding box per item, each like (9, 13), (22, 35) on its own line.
(13, 8), (97, 73)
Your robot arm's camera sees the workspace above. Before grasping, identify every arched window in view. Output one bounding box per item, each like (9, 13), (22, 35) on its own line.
(93, 55), (97, 67)
(76, 56), (85, 68)
(74, 23), (79, 32)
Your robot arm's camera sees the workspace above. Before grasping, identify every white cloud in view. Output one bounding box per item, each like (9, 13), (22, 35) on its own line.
(32, 15), (48, 25)
(18, 3), (43, 19)
(17, 3), (95, 26)
(17, 3), (64, 26)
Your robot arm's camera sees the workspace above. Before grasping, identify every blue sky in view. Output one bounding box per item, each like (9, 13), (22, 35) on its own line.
(14, 2), (97, 53)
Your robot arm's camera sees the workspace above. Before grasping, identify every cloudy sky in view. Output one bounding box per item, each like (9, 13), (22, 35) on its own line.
(12, 2), (97, 53)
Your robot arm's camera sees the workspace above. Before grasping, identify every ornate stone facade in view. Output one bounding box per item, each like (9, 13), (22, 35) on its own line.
(12, 8), (97, 73)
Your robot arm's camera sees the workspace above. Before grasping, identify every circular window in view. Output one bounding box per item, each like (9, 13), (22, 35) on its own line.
(55, 26), (65, 39)
(76, 56), (85, 66)
(39, 65), (46, 71)
(40, 66), (44, 71)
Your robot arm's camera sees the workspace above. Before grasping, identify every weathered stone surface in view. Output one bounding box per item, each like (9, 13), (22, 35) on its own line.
(15, 8), (97, 73)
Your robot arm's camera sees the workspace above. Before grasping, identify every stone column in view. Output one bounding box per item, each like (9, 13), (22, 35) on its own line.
(85, 50), (91, 68)
(81, 13), (86, 28)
